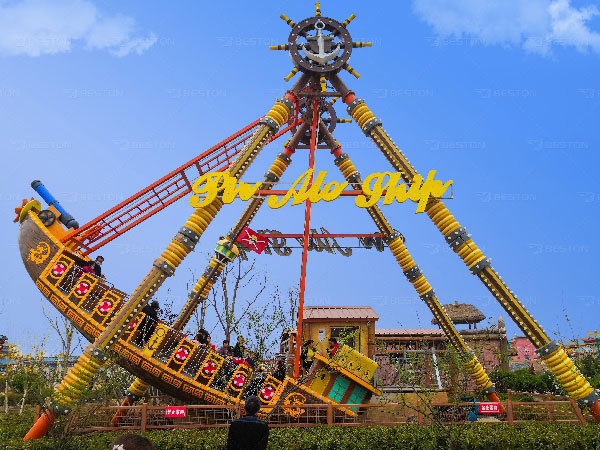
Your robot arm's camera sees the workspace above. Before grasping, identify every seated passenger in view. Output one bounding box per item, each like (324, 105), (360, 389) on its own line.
(80, 255), (104, 279)
(273, 360), (286, 381)
(327, 337), (339, 358)
(205, 331), (216, 351)
(194, 329), (216, 351)
(194, 329), (208, 347)
(218, 339), (231, 356)
(92, 255), (104, 276)
(301, 339), (316, 373)
(134, 300), (160, 347)
(245, 351), (256, 369)
(81, 261), (96, 274)
(232, 336), (245, 358)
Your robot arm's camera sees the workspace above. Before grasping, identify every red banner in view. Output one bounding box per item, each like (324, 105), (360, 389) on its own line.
(479, 402), (500, 413)
(165, 406), (187, 418)
(236, 226), (268, 254)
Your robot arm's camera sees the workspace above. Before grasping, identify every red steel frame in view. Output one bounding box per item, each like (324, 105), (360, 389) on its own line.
(62, 117), (298, 255)
(256, 189), (383, 197)
(293, 97), (320, 379)
(261, 233), (385, 239)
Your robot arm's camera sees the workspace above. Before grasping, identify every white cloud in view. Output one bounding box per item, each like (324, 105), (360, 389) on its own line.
(413, 0), (600, 55)
(0, 0), (156, 57)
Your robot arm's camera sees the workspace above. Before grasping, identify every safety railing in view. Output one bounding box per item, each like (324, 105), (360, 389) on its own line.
(44, 391), (591, 434)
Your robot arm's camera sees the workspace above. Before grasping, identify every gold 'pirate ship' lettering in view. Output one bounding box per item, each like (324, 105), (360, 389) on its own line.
(189, 168), (452, 213)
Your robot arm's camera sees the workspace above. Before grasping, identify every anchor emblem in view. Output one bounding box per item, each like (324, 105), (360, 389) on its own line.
(302, 20), (340, 65)
(29, 241), (50, 265)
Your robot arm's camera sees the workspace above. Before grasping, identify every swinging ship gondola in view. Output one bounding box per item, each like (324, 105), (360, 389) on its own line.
(17, 157), (381, 423)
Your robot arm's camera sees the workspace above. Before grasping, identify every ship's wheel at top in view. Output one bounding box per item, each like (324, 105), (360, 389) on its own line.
(288, 16), (352, 74)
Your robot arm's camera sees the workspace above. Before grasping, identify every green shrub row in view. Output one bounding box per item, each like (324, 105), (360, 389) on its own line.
(490, 355), (600, 396)
(3, 423), (600, 450)
(490, 369), (566, 395)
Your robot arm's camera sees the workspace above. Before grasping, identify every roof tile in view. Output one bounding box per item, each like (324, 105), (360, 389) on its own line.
(303, 306), (379, 321)
(375, 328), (445, 336)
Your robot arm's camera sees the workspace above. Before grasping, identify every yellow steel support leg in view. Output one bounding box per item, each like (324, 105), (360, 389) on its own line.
(25, 96), (298, 440)
(329, 74), (600, 416)
(176, 149), (295, 330)
(330, 143), (498, 400)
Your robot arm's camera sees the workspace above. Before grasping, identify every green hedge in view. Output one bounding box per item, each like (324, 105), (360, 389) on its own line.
(490, 369), (565, 395)
(3, 423), (600, 450)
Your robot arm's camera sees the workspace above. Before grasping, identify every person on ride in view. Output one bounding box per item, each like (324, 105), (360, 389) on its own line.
(205, 331), (216, 351)
(301, 339), (316, 373)
(135, 300), (160, 347)
(81, 255), (105, 279)
(327, 337), (339, 358)
(233, 336), (245, 358)
(194, 330), (207, 347)
(81, 261), (97, 274)
(92, 255), (104, 276)
(245, 351), (256, 369)
(218, 339), (231, 356)
(273, 360), (286, 381)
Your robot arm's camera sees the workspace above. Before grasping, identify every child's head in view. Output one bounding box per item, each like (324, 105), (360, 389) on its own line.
(328, 337), (337, 346)
(112, 434), (154, 450)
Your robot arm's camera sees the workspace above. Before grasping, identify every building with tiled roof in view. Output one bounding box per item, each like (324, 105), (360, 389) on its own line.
(303, 306), (379, 321)
(299, 306), (379, 358)
(280, 306), (509, 391)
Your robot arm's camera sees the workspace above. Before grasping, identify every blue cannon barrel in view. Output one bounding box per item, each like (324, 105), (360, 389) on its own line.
(31, 180), (79, 229)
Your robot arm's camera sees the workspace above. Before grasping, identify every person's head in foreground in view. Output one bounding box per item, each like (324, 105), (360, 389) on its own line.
(111, 433), (154, 450)
(245, 395), (261, 416)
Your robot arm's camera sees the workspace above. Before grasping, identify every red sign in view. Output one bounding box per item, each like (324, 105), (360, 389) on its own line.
(165, 406), (187, 418)
(479, 402), (500, 413)
(236, 226), (269, 254)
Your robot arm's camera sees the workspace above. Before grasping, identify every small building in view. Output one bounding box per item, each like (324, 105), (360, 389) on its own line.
(299, 306), (379, 359)
(375, 318), (509, 391)
(508, 335), (539, 362)
(280, 305), (509, 392)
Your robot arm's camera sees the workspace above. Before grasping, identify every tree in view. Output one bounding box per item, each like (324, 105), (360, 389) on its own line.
(286, 286), (299, 329)
(41, 301), (82, 379)
(209, 257), (266, 342)
(242, 287), (288, 361)
(3, 341), (53, 414)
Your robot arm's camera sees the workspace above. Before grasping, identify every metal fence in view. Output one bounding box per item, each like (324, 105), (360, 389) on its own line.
(27, 389), (591, 434)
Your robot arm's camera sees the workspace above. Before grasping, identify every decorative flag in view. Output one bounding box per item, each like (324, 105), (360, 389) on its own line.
(236, 226), (269, 254)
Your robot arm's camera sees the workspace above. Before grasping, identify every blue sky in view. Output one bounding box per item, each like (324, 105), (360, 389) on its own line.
(1, 0), (599, 354)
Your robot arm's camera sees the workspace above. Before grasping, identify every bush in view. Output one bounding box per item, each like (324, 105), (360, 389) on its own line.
(579, 354), (600, 379)
(490, 369), (565, 395)
(590, 374), (600, 389)
(2, 423), (600, 450)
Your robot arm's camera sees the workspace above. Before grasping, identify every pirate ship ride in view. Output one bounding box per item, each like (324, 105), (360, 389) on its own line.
(16, 3), (600, 440)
